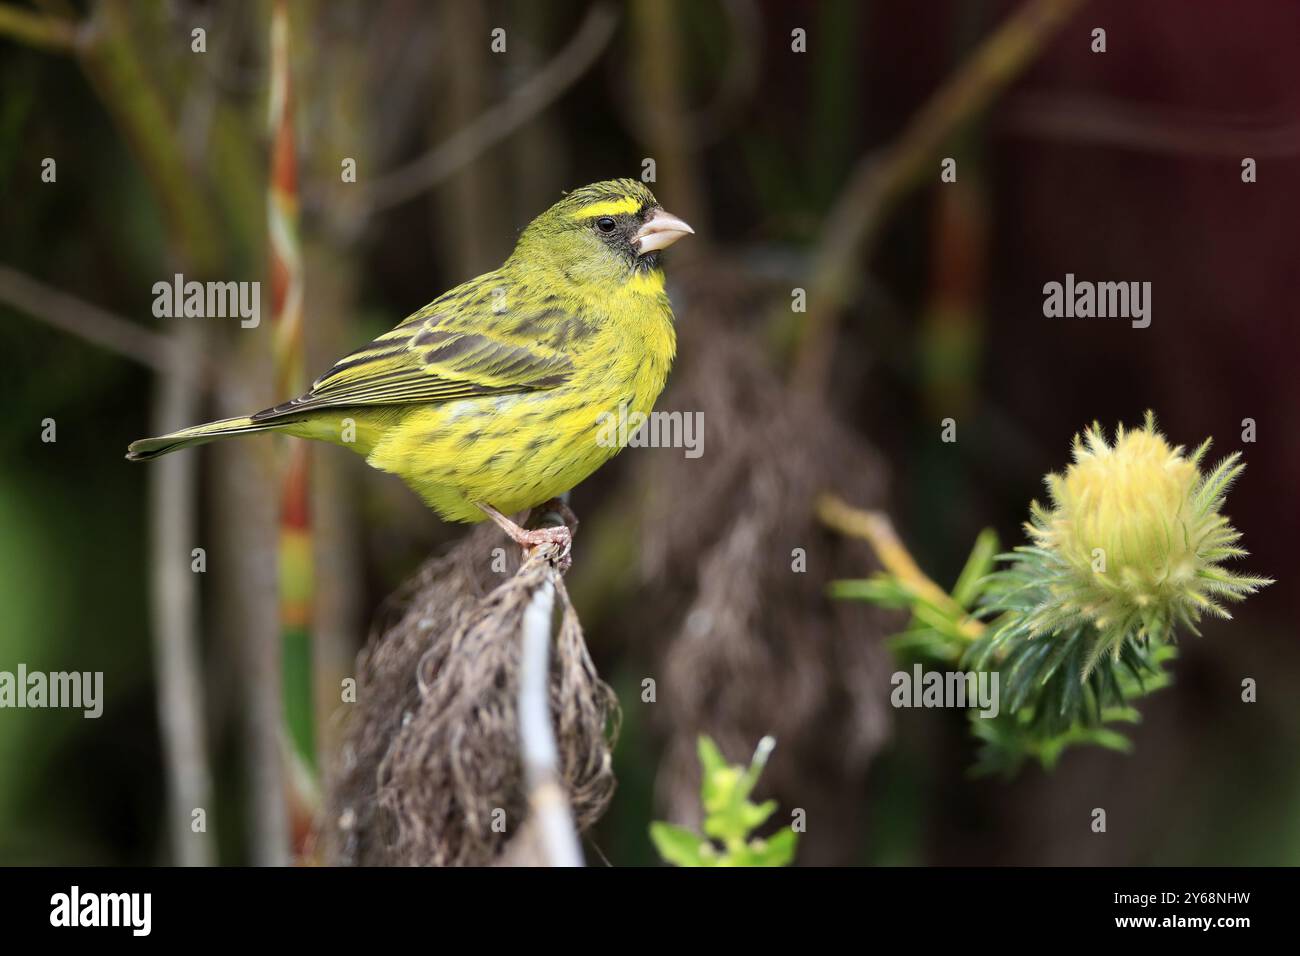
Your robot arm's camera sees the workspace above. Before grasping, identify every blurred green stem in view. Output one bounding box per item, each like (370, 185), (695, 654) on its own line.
(78, 0), (224, 272)
(0, 2), (78, 51)
(818, 493), (984, 642)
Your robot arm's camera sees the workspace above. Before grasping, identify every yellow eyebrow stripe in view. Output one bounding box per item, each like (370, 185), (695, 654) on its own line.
(569, 197), (640, 219)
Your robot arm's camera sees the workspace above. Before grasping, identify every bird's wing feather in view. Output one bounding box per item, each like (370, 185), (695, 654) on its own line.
(253, 276), (576, 420)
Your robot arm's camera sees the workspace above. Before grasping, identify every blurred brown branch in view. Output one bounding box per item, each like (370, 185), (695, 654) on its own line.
(789, 0), (1087, 391)
(0, 264), (203, 376)
(1005, 92), (1300, 157)
(148, 319), (214, 867)
(363, 2), (619, 214)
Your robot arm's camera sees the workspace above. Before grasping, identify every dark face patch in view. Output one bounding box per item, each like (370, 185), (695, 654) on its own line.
(582, 203), (659, 272)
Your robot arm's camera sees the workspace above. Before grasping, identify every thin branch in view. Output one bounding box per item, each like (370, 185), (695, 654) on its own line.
(0, 263), (201, 376)
(0, 3), (80, 52)
(790, 0), (1086, 390)
(1003, 92), (1300, 157)
(148, 320), (216, 866)
(518, 572), (584, 868)
(817, 493), (985, 640)
(363, 3), (619, 214)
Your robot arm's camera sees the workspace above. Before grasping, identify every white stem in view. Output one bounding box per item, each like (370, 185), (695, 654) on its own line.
(517, 576), (583, 867)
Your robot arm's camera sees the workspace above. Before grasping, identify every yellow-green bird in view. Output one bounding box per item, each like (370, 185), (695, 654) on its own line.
(127, 179), (693, 556)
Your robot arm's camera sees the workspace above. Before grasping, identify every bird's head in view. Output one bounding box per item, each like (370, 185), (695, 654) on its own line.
(512, 178), (694, 285)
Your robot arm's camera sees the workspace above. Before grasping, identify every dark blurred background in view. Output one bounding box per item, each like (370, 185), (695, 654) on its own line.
(1, 0), (1297, 866)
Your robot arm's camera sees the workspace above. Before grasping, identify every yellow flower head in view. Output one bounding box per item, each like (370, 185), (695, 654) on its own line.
(1023, 412), (1269, 663)
(1036, 420), (1200, 607)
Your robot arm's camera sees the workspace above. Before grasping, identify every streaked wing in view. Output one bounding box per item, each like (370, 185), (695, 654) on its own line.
(254, 275), (575, 420)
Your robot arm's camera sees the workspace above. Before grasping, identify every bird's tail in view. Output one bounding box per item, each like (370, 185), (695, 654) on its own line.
(126, 415), (286, 461)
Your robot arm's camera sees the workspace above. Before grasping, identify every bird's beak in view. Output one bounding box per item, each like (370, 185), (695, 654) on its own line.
(633, 208), (695, 255)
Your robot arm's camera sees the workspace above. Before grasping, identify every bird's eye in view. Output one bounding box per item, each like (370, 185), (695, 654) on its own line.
(595, 217), (617, 234)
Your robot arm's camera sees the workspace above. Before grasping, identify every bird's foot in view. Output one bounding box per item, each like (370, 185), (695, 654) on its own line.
(477, 502), (573, 572)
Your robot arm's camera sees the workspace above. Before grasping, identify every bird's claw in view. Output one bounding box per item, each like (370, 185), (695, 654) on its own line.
(477, 502), (574, 572)
(517, 524), (573, 572)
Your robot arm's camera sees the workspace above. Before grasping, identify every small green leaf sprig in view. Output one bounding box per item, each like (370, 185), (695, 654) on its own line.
(650, 736), (798, 866)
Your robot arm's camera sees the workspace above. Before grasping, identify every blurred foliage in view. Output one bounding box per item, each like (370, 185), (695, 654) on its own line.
(831, 529), (1175, 775)
(650, 736), (796, 867)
